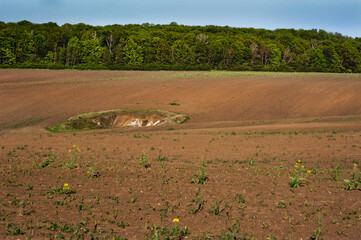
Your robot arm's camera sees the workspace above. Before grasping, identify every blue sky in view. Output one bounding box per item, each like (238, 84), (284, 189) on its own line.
(1, 0), (361, 37)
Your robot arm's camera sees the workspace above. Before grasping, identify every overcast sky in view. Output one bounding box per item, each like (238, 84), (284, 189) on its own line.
(1, 0), (361, 37)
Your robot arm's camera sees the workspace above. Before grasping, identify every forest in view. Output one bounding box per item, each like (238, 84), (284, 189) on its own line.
(1, 20), (361, 72)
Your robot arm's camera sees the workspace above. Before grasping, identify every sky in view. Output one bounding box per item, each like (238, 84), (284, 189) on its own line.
(1, 0), (361, 38)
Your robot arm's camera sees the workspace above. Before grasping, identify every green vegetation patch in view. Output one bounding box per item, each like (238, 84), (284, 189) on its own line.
(46, 108), (188, 132)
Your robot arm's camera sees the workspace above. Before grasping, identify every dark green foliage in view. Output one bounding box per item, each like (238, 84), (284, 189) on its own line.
(0, 21), (360, 72)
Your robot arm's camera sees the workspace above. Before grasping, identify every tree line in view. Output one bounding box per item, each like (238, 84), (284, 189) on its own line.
(1, 20), (361, 72)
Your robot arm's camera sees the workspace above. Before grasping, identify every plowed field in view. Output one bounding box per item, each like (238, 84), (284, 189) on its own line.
(1, 70), (361, 239)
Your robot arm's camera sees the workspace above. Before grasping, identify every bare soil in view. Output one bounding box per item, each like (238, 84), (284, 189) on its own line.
(0, 69), (361, 239)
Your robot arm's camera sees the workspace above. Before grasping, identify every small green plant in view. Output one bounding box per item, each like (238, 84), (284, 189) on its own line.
(78, 201), (83, 217)
(218, 220), (252, 239)
(209, 200), (223, 215)
(188, 187), (205, 214)
(159, 202), (169, 223)
(39, 159), (50, 168)
(248, 157), (256, 166)
(87, 167), (96, 178)
(147, 221), (189, 239)
(329, 159), (342, 181)
(190, 166), (208, 185)
(47, 184), (76, 195)
(5, 223), (24, 236)
(343, 163), (361, 190)
(139, 152), (148, 166)
(310, 217), (323, 240)
(276, 201), (286, 208)
(234, 193), (245, 203)
(39, 152), (55, 168)
(46, 222), (59, 230)
(64, 145), (80, 169)
(155, 150), (168, 162)
(289, 161), (307, 188)
(133, 133), (141, 138)
(169, 102), (180, 106)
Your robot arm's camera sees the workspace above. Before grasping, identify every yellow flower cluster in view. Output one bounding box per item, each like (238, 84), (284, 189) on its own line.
(173, 218), (179, 223)
(294, 163), (304, 169)
(69, 145), (81, 153)
(63, 183), (70, 190)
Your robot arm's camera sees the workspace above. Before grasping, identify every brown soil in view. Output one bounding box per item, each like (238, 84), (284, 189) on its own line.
(0, 70), (361, 239)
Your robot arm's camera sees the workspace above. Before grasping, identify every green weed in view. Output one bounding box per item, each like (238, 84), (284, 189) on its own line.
(344, 164), (361, 190)
(188, 188), (205, 214)
(234, 193), (245, 204)
(208, 200), (224, 215)
(190, 166), (208, 185)
(289, 161), (308, 188)
(218, 220), (252, 239)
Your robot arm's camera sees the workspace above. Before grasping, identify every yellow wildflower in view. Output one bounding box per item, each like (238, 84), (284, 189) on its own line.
(301, 165), (304, 169)
(307, 170), (311, 174)
(77, 148), (80, 152)
(68, 149), (72, 153)
(297, 160), (302, 163)
(354, 163), (358, 168)
(294, 164), (299, 168)
(63, 183), (70, 190)
(73, 145), (76, 148)
(173, 218), (179, 223)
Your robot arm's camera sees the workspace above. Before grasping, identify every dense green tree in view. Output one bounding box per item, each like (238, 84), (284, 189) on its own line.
(33, 34), (46, 58)
(153, 37), (171, 64)
(267, 43), (282, 70)
(309, 49), (327, 70)
(123, 38), (143, 66)
(232, 40), (251, 65)
(330, 52), (345, 72)
(41, 51), (54, 64)
(192, 40), (209, 65)
(0, 47), (16, 64)
(321, 44), (336, 68)
(66, 37), (80, 66)
(0, 21), (360, 72)
(171, 40), (193, 65)
(8, 26), (34, 62)
(114, 38), (126, 64)
(57, 46), (66, 64)
(80, 39), (103, 65)
(338, 43), (360, 72)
